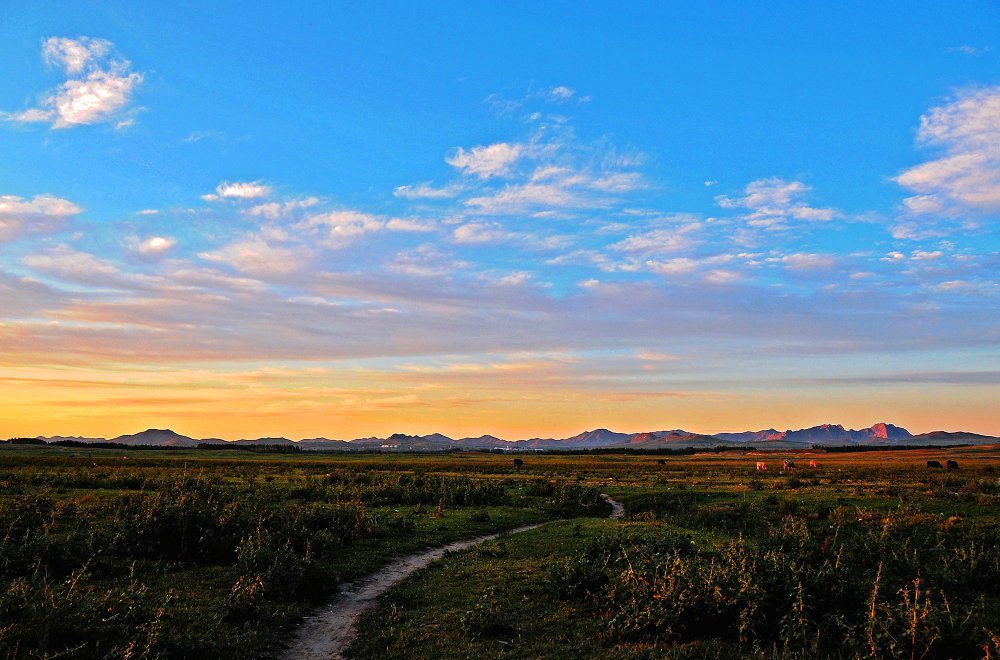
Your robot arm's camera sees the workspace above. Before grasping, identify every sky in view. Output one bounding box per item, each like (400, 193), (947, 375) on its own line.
(1, 2), (999, 440)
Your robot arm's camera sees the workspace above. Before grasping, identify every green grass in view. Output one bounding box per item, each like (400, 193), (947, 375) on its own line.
(2, 443), (998, 658)
(345, 447), (1000, 659)
(0, 445), (603, 658)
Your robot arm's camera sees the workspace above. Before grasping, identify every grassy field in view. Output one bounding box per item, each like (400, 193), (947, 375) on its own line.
(0, 444), (603, 658)
(1, 443), (998, 658)
(346, 446), (1000, 659)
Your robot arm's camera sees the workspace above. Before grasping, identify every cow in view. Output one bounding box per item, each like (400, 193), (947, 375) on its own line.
(927, 460), (943, 469)
(808, 459), (818, 468)
(656, 459), (666, 465)
(512, 458), (524, 468)
(782, 459), (796, 471)
(756, 461), (767, 471)
(946, 460), (959, 470)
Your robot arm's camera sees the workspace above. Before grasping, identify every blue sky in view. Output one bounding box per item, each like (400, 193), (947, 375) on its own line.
(1, 2), (998, 438)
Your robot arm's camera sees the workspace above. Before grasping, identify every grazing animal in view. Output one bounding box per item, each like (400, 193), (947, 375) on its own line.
(657, 459), (666, 465)
(512, 458), (524, 468)
(927, 460), (943, 469)
(756, 461), (767, 471)
(946, 460), (959, 470)
(782, 459), (796, 471)
(809, 459), (818, 468)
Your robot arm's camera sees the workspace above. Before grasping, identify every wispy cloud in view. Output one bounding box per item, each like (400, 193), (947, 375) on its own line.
(199, 234), (310, 277)
(203, 180), (272, 201)
(184, 130), (248, 144)
(21, 244), (120, 281)
(775, 252), (837, 271)
(246, 197), (319, 220)
(446, 142), (523, 178)
(4, 36), (143, 129)
(545, 85), (577, 103)
(612, 222), (702, 255)
(392, 182), (464, 199)
(946, 45), (991, 57)
(0, 194), (82, 242)
(894, 86), (1000, 217)
(715, 178), (840, 230)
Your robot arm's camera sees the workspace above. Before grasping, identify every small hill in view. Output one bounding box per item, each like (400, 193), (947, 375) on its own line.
(628, 430), (726, 448)
(913, 430), (998, 443)
(455, 435), (508, 449)
(110, 429), (198, 448)
(233, 437), (295, 446)
(560, 428), (632, 448)
(298, 437), (351, 450)
(38, 435), (108, 444)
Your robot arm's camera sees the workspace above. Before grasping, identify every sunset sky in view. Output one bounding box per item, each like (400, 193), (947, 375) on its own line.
(2, 2), (999, 440)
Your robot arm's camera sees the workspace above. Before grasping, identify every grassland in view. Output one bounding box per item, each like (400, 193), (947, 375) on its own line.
(1, 443), (998, 658)
(346, 446), (1000, 659)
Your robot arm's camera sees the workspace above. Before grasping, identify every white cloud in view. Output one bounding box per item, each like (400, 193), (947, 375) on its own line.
(910, 250), (943, 262)
(946, 45), (991, 56)
(777, 253), (836, 271)
(0, 194), (82, 242)
(385, 217), (436, 233)
(200, 235), (309, 276)
(465, 182), (581, 214)
(5, 37), (142, 129)
(135, 208), (160, 216)
(393, 182), (464, 199)
(246, 197), (318, 219)
(590, 172), (644, 192)
(452, 222), (514, 244)
(299, 210), (385, 248)
(889, 221), (949, 241)
(130, 235), (176, 256)
(703, 269), (741, 284)
(496, 271), (532, 286)
(645, 253), (735, 277)
(49, 70), (143, 127)
(446, 142), (523, 178)
(42, 36), (112, 74)
(901, 195), (946, 215)
(715, 177), (839, 229)
(646, 257), (699, 275)
(547, 86), (576, 102)
(612, 226), (700, 254)
(386, 245), (468, 277)
(22, 244), (119, 279)
(205, 180), (272, 201)
(895, 87), (1000, 212)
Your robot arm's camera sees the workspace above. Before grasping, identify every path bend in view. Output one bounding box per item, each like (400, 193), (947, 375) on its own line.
(280, 494), (624, 659)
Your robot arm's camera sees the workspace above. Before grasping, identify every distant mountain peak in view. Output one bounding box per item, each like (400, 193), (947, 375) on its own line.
(30, 420), (996, 451)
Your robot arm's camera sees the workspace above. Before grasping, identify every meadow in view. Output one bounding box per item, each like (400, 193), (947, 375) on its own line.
(1, 443), (998, 658)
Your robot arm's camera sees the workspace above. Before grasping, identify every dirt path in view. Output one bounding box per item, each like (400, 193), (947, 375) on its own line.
(601, 493), (625, 519)
(280, 494), (624, 659)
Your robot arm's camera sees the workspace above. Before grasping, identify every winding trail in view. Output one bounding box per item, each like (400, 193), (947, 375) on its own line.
(280, 494), (625, 659)
(601, 493), (625, 519)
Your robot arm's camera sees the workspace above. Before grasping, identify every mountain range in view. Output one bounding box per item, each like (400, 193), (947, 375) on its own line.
(31, 422), (998, 451)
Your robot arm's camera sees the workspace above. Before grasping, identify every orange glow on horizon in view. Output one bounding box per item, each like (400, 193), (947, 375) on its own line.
(2, 363), (998, 440)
